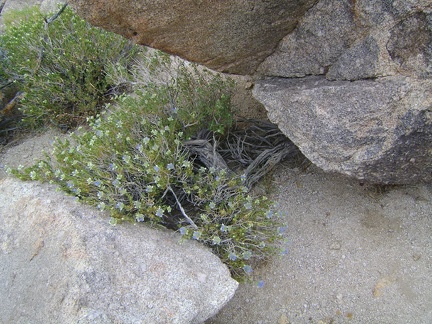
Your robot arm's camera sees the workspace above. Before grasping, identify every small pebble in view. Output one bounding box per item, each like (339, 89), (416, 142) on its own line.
(330, 242), (341, 250)
(278, 314), (289, 324)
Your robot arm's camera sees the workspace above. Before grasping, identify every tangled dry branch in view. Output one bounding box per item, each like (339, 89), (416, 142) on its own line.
(185, 119), (301, 190)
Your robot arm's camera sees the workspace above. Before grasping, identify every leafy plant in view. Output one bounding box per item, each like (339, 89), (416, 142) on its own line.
(10, 57), (286, 279)
(0, 5), (140, 129)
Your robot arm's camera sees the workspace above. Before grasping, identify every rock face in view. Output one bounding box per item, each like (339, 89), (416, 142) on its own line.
(253, 76), (432, 184)
(68, 0), (318, 75)
(254, 0), (432, 184)
(0, 178), (238, 324)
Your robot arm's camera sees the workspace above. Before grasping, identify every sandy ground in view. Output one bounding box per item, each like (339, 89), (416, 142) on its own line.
(208, 163), (432, 324)
(1, 131), (432, 324)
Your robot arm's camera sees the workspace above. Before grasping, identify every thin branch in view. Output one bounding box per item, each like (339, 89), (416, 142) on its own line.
(167, 185), (198, 229)
(44, 3), (68, 25)
(0, 1), (6, 15)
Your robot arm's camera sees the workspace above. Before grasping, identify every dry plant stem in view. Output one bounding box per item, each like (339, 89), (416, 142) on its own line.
(244, 143), (297, 189)
(167, 185), (198, 229)
(184, 120), (300, 190)
(183, 138), (231, 172)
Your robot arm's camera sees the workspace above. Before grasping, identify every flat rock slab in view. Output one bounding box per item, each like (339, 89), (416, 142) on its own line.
(253, 76), (432, 184)
(0, 178), (238, 324)
(68, 0), (317, 74)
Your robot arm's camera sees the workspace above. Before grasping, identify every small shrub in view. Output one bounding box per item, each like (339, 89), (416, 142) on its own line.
(0, 5), (140, 129)
(11, 59), (285, 279)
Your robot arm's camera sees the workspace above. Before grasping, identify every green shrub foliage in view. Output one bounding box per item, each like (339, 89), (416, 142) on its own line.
(7, 7), (286, 279)
(0, 5), (139, 129)
(11, 60), (285, 279)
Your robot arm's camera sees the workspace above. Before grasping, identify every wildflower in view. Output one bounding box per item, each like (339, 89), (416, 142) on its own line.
(244, 202), (253, 210)
(228, 253), (237, 261)
(143, 137), (150, 144)
(242, 251), (252, 260)
(240, 174), (246, 182)
(278, 226), (288, 234)
(220, 224), (228, 232)
(97, 202), (106, 210)
(134, 201), (142, 209)
(155, 207), (163, 217)
(281, 247), (289, 255)
(243, 265), (253, 274)
(116, 202), (124, 211)
(97, 191), (104, 199)
(212, 236), (221, 245)
(266, 210), (274, 219)
(93, 180), (101, 187)
(112, 179), (120, 187)
(257, 280), (265, 288)
(179, 227), (187, 235)
(192, 231), (202, 240)
(153, 165), (160, 172)
(29, 171), (37, 180)
(167, 163), (174, 170)
(135, 214), (145, 222)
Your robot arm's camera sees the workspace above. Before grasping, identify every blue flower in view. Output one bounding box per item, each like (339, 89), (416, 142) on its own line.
(242, 251), (252, 260)
(97, 202), (106, 210)
(266, 210), (274, 219)
(112, 179), (120, 187)
(278, 226), (288, 234)
(243, 265), (253, 274)
(228, 253), (237, 261)
(257, 280), (265, 288)
(179, 227), (187, 235)
(240, 174), (246, 182)
(116, 202), (124, 211)
(220, 224), (228, 232)
(155, 207), (163, 217)
(244, 202), (253, 210)
(93, 180), (101, 187)
(153, 165), (160, 172)
(192, 231), (202, 240)
(135, 214), (145, 222)
(212, 236), (221, 245)
(281, 247), (289, 255)
(167, 163), (174, 170)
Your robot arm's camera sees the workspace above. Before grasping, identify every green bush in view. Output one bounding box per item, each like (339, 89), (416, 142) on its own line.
(11, 59), (285, 279)
(0, 5), (140, 129)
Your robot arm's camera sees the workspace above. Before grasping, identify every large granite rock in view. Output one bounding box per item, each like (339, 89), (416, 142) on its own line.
(254, 0), (432, 184)
(253, 76), (432, 184)
(0, 178), (238, 323)
(258, 0), (432, 80)
(67, 0), (318, 74)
